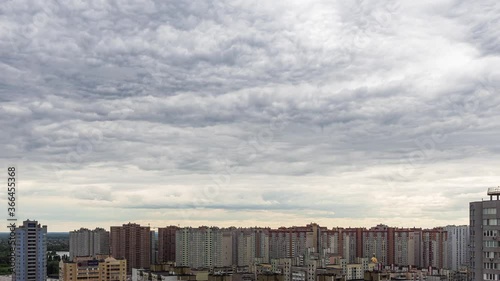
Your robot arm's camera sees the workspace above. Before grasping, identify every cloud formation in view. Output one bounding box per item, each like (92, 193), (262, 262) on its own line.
(0, 0), (499, 231)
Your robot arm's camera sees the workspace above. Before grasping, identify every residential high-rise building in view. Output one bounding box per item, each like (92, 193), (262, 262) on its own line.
(171, 223), (456, 271)
(176, 227), (190, 267)
(270, 228), (293, 259)
(175, 226), (243, 268)
(59, 255), (127, 281)
(221, 230), (233, 267)
(158, 226), (178, 263)
(235, 228), (270, 266)
(110, 223), (151, 274)
(407, 230), (423, 267)
(445, 225), (469, 271)
(470, 187), (500, 281)
(14, 220), (47, 281)
(268, 224), (326, 263)
(175, 226), (219, 268)
(422, 228), (448, 268)
(69, 227), (110, 260)
(393, 228), (410, 266)
(320, 229), (341, 260)
(362, 224), (389, 265)
(341, 228), (362, 264)
(391, 228), (424, 267)
(150, 230), (157, 264)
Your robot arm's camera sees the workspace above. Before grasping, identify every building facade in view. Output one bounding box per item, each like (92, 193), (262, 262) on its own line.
(150, 230), (157, 265)
(470, 188), (500, 281)
(158, 226), (178, 263)
(421, 228), (448, 269)
(59, 255), (127, 281)
(445, 225), (469, 271)
(15, 220), (47, 281)
(131, 268), (197, 281)
(69, 227), (110, 260)
(362, 225), (389, 266)
(110, 223), (151, 274)
(175, 227), (220, 268)
(171, 223), (454, 270)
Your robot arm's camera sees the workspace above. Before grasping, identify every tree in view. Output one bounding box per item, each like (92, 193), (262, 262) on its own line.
(47, 261), (59, 275)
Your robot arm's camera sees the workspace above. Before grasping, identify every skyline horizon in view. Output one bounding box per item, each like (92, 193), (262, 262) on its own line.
(8, 185), (494, 231)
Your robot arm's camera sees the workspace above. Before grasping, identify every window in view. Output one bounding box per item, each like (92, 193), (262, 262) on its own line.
(485, 252), (495, 258)
(484, 230), (499, 237)
(484, 263), (499, 269)
(484, 219), (498, 226)
(484, 273), (499, 280)
(485, 241), (500, 248)
(484, 208), (497, 215)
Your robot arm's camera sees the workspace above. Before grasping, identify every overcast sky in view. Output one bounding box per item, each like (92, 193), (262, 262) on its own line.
(1, 0), (499, 232)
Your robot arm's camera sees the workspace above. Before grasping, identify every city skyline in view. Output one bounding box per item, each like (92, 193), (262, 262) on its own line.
(1, 0), (500, 232)
(63, 222), (468, 269)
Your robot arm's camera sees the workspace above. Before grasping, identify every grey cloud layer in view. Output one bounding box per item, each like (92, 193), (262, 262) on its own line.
(1, 0), (499, 230)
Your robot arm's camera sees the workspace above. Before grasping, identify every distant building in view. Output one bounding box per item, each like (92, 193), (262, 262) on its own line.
(158, 226), (178, 263)
(444, 225), (469, 271)
(392, 228), (422, 267)
(319, 229), (341, 262)
(69, 227), (110, 260)
(175, 226), (272, 268)
(221, 230), (233, 267)
(150, 230), (157, 264)
(316, 273), (345, 281)
(269, 224), (323, 263)
(131, 268), (197, 281)
(110, 223), (151, 274)
(208, 274), (232, 281)
(176, 226), (219, 268)
(59, 255), (127, 281)
(422, 227), (448, 268)
(269, 228), (292, 260)
(171, 223), (456, 271)
(15, 220), (47, 281)
(257, 273), (285, 281)
(234, 228), (270, 266)
(341, 228), (362, 264)
(470, 187), (500, 281)
(325, 258), (370, 281)
(362, 225), (389, 265)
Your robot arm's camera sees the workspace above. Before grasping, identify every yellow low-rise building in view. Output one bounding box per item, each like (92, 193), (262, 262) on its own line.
(59, 256), (127, 281)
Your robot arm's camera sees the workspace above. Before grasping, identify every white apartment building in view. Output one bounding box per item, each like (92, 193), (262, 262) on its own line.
(15, 220), (47, 281)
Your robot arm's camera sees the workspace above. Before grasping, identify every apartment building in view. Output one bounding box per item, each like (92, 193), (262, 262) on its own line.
(470, 187), (500, 281)
(59, 255), (127, 281)
(445, 225), (469, 271)
(69, 227), (110, 260)
(110, 223), (151, 274)
(14, 220), (47, 281)
(158, 226), (178, 263)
